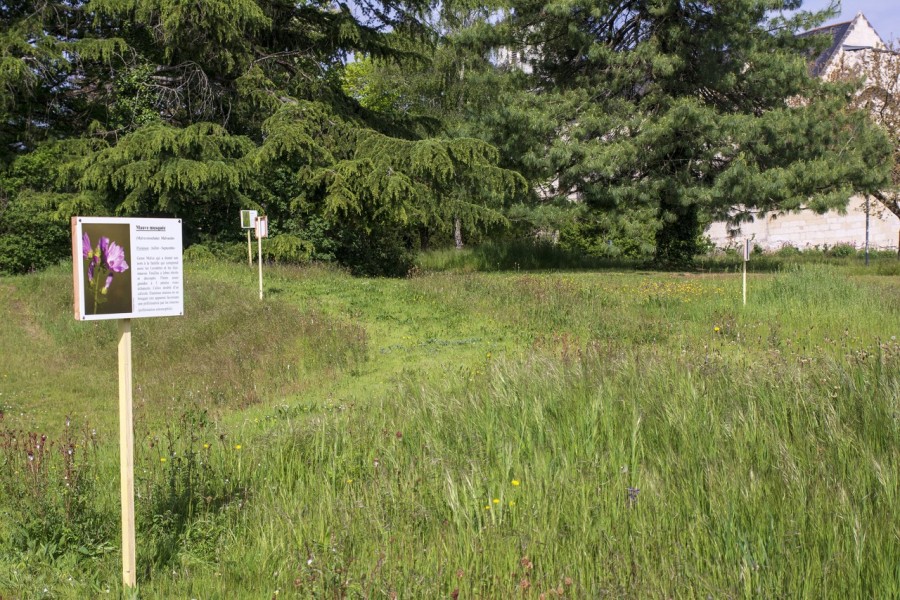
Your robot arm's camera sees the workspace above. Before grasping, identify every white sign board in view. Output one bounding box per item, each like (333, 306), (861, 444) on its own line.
(255, 215), (269, 239)
(72, 217), (184, 321)
(240, 210), (258, 229)
(744, 239), (751, 262)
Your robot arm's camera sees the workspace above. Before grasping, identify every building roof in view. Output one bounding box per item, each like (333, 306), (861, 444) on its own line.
(798, 13), (886, 77)
(798, 19), (854, 76)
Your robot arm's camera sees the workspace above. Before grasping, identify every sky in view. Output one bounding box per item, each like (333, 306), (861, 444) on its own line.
(799, 1), (900, 42)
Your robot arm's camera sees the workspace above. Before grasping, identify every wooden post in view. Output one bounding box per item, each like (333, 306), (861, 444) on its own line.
(117, 319), (137, 589)
(247, 230), (252, 267)
(865, 196), (870, 267)
(258, 234), (263, 300)
(742, 261), (747, 306)
(742, 239), (749, 307)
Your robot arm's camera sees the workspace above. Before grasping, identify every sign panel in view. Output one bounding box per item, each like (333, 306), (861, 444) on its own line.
(240, 210), (258, 229)
(255, 215), (269, 239)
(72, 217), (184, 321)
(744, 239), (751, 262)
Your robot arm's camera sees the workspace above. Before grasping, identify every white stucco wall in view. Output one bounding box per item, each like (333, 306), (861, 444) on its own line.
(706, 196), (900, 250)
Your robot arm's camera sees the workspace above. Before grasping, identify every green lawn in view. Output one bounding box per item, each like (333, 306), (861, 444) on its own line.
(1, 259), (899, 598)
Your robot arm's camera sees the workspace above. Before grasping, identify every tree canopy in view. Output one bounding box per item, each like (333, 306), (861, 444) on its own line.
(479, 0), (892, 263)
(0, 0), (892, 273)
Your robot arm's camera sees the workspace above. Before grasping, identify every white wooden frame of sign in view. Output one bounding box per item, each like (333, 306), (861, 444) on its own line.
(71, 216), (184, 590)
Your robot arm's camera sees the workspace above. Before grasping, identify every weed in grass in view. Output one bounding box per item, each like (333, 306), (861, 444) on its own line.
(135, 408), (247, 576)
(0, 419), (114, 565)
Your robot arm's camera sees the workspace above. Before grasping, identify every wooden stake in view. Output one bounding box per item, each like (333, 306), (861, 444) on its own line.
(247, 230), (253, 267)
(258, 234), (263, 300)
(742, 260), (747, 307)
(117, 319), (137, 589)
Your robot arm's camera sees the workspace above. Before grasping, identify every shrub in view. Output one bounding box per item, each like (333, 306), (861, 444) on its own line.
(263, 234), (313, 264)
(827, 243), (858, 258)
(775, 243), (801, 257)
(0, 194), (70, 275)
(183, 244), (217, 264)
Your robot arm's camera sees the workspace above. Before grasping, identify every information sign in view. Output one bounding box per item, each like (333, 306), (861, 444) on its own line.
(255, 215), (269, 239)
(72, 217), (184, 321)
(240, 210), (258, 229)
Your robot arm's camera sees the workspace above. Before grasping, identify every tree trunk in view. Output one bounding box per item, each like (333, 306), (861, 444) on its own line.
(654, 200), (700, 268)
(454, 216), (463, 250)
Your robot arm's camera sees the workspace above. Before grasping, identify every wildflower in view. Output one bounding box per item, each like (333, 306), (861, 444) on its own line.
(103, 237), (129, 273)
(203, 443), (210, 449)
(626, 487), (640, 507)
(508, 500), (515, 507)
(714, 326), (720, 333)
(234, 444), (242, 450)
(493, 498), (500, 504)
(484, 505), (491, 510)
(160, 457), (167, 463)
(83, 233), (129, 311)
(346, 478), (353, 484)
(511, 479), (520, 486)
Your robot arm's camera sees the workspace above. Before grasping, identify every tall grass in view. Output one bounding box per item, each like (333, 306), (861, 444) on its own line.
(1, 260), (899, 597)
(416, 240), (637, 272)
(234, 344), (900, 597)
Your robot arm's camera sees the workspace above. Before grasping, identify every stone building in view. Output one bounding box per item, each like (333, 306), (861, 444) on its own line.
(706, 13), (900, 251)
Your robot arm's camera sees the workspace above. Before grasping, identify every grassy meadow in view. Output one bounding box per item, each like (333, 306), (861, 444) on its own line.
(1, 255), (899, 598)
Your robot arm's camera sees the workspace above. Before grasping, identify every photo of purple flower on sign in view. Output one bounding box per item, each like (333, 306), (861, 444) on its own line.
(81, 223), (133, 315)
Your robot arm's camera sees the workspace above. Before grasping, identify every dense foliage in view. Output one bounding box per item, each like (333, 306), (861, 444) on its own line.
(828, 41), (900, 221)
(479, 0), (891, 264)
(0, 0), (892, 272)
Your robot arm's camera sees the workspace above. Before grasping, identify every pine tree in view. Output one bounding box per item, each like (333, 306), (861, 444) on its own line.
(482, 0), (893, 265)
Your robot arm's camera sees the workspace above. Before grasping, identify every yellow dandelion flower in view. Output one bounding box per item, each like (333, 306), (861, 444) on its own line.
(203, 443), (210, 449)
(511, 479), (520, 486)
(484, 505), (491, 510)
(493, 498), (500, 504)
(714, 326), (720, 333)
(160, 457), (167, 463)
(234, 444), (242, 450)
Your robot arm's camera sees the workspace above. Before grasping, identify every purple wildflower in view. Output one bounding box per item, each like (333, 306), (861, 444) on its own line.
(626, 487), (640, 508)
(83, 232), (129, 312)
(104, 240), (128, 272)
(88, 255), (97, 282)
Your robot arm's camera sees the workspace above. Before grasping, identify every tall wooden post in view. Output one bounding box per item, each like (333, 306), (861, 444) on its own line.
(865, 196), (870, 267)
(247, 230), (253, 267)
(742, 239), (749, 307)
(117, 319), (137, 589)
(258, 234), (264, 300)
(742, 261), (747, 306)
